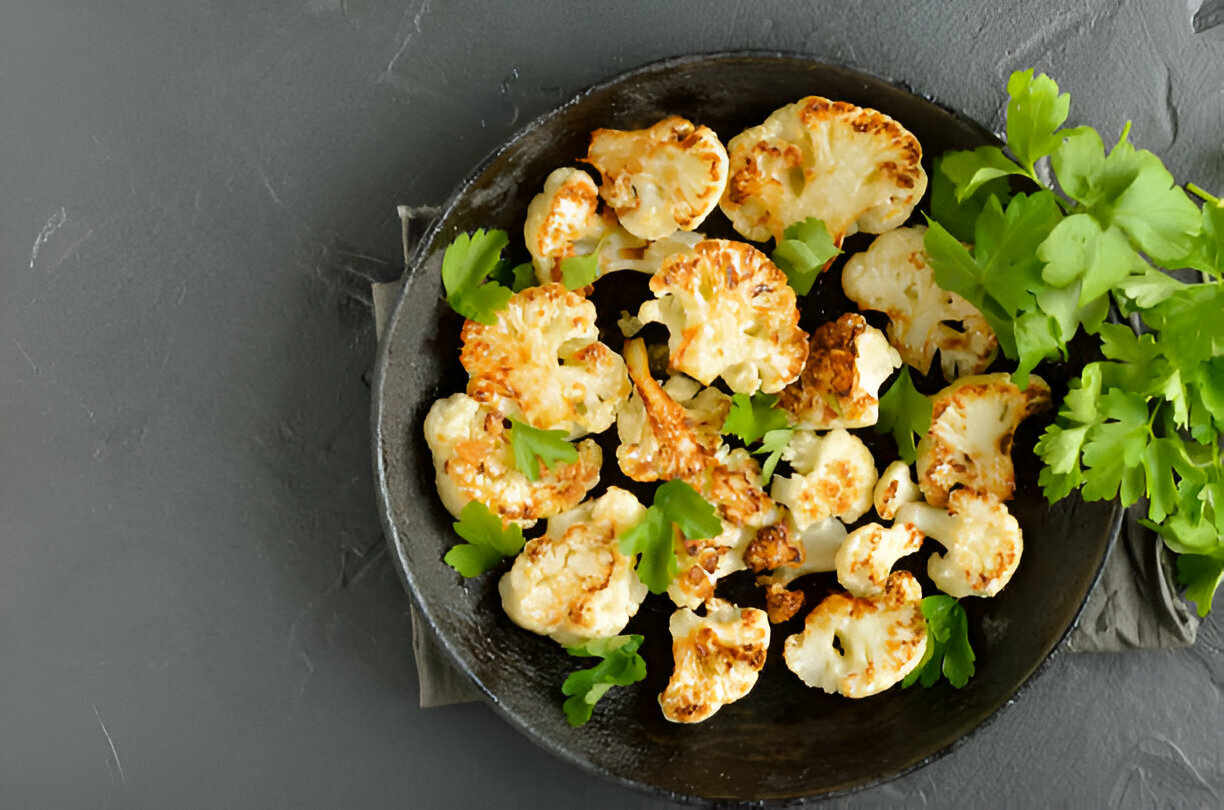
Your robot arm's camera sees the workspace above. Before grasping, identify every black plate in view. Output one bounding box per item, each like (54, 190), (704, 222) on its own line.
(372, 53), (1120, 804)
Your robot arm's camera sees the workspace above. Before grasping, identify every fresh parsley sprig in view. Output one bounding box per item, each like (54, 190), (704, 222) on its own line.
(902, 595), (976, 689)
(874, 368), (932, 465)
(771, 217), (842, 295)
(927, 67), (1224, 615)
(619, 480), (723, 594)
(721, 393), (794, 486)
(508, 419), (579, 481)
(441, 229), (535, 323)
(561, 635), (647, 727)
(443, 500), (526, 577)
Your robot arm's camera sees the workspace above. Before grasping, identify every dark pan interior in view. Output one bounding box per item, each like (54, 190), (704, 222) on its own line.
(372, 53), (1119, 804)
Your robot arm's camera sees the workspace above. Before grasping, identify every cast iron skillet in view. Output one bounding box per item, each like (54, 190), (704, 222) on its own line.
(373, 53), (1120, 804)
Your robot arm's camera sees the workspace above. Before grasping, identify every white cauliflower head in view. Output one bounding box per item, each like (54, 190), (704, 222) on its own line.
(770, 428), (878, 530)
(873, 460), (921, 521)
(423, 393), (601, 528)
(523, 167), (647, 284)
(617, 338), (774, 528)
(498, 487), (648, 645)
(461, 283), (631, 436)
(916, 372), (1052, 507)
(659, 599), (770, 723)
(667, 521), (753, 610)
(720, 96), (928, 244)
(778, 313), (901, 430)
(835, 521), (924, 598)
(782, 571), (927, 698)
(897, 489), (1023, 598)
(842, 226), (998, 381)
(638, 239), (809, 395)
(586, 116), (729, 241)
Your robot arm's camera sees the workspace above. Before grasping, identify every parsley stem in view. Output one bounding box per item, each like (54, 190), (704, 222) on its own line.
(1187, 183), (1220, 205)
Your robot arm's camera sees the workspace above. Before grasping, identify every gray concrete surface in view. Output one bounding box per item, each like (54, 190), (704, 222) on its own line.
(2, 1), (1221, 806)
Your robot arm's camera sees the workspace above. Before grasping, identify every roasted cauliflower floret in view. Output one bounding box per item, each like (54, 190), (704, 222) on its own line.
(659, 599), (770, 723)
(637, 239), (809, 395)
(770, 428), (877, 531)
(461, 283), (631, 436)
(916, 373), (1052, 507)
(423, 393), (601, 528)
(720, 96), (928, 244)
(499, 487), (648, 645)
(618, 338), (773, 527)
(523, 167), (648, 284)
(755, 516), (848, 623)
(778, 313), (901, 430)
(873, 460), (921, 521)
(835, 522), (924, 598)
(783, 571), (927, 698)
(667, 522), (754, 610)
(842, 226), (998, 381)
(586, 116), (729, 241)
(897, 489), (1023, 598)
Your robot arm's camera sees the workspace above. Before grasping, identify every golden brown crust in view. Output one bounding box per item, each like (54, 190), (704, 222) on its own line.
(778, 313), (872, 426)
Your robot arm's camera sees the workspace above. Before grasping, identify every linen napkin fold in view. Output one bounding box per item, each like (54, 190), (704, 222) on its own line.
(377, 206), (1198, 708)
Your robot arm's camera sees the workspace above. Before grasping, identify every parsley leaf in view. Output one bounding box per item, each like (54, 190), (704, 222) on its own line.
(560, 252), (600, 290)
(1005, 68), (1071, 174)
(771, 217), (841, 295)
(875, 368), (932, 465)
(902, 595), (976, 688)
(755, 428), (794, 487)
(722, 393), (791, 445)
(441, 229), (515, 324)
(1177, 554), (1224, 618)
(931, 153), (1014, 242)
(619, 480), (722, 594)
(443, 500), (526, 577)
(561, 635), (647, 727)
(508, 419), (578, 482)
(491, 260), (536, 293)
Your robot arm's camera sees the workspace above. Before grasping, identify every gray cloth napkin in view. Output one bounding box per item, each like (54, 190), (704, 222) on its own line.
(378, 206), (1198, 708)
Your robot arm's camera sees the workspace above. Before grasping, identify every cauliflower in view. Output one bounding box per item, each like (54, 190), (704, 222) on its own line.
(720, 96), (928, 244)
(916, 372), (1052, 507)
(873, 460), (921, 521)
(618, 338), (773, 528)
(461, 283), (631, 436)
(499, 487), (648, 645)
(423, 393), (601, 528)
(777, 313), (901, 430)
(896, 489), (1023, 598)
(615, 230), (706, 276)
(586, 116), (729, 241)
(770, 428), (877, 531)
(842, 226), (998, 381)
(783, 571), (927, 698)
(754, 516), (848, 623)
(835, 522), (924, 598)
(637, 239), (809, 395)
(667, 522), (753, 610)
(659, 599), (770, 723)
(523, 167), (648, 284)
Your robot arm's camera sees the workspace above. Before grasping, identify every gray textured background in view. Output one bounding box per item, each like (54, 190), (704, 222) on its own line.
(2, 0), (1222, 807)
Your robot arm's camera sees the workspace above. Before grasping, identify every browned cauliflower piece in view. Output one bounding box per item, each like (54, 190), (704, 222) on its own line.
(778, 313), (901, 430)
(659, 599), (770, 723)
(835, 522), (924, 598)
(897, 490), (1023, 598)
(842, 226), (998, 381)
(637, 239), (809, 394)
(667, 521), (754, 610)
(523, 167), (647, 284)
(754, 515), (848, 623)
(783, 571), (927, 698)
(720, 96), (928, 244)
(916, 373), (1052, 507)
(461, 283), (631, 436)
(617, 338), (773, 528)
(873, 460), (921, 521)
(769, 428), (878, 530)
(586, 116), (729, 240)
(422, 393), (602, 529)
(499, 487), (648, 645)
